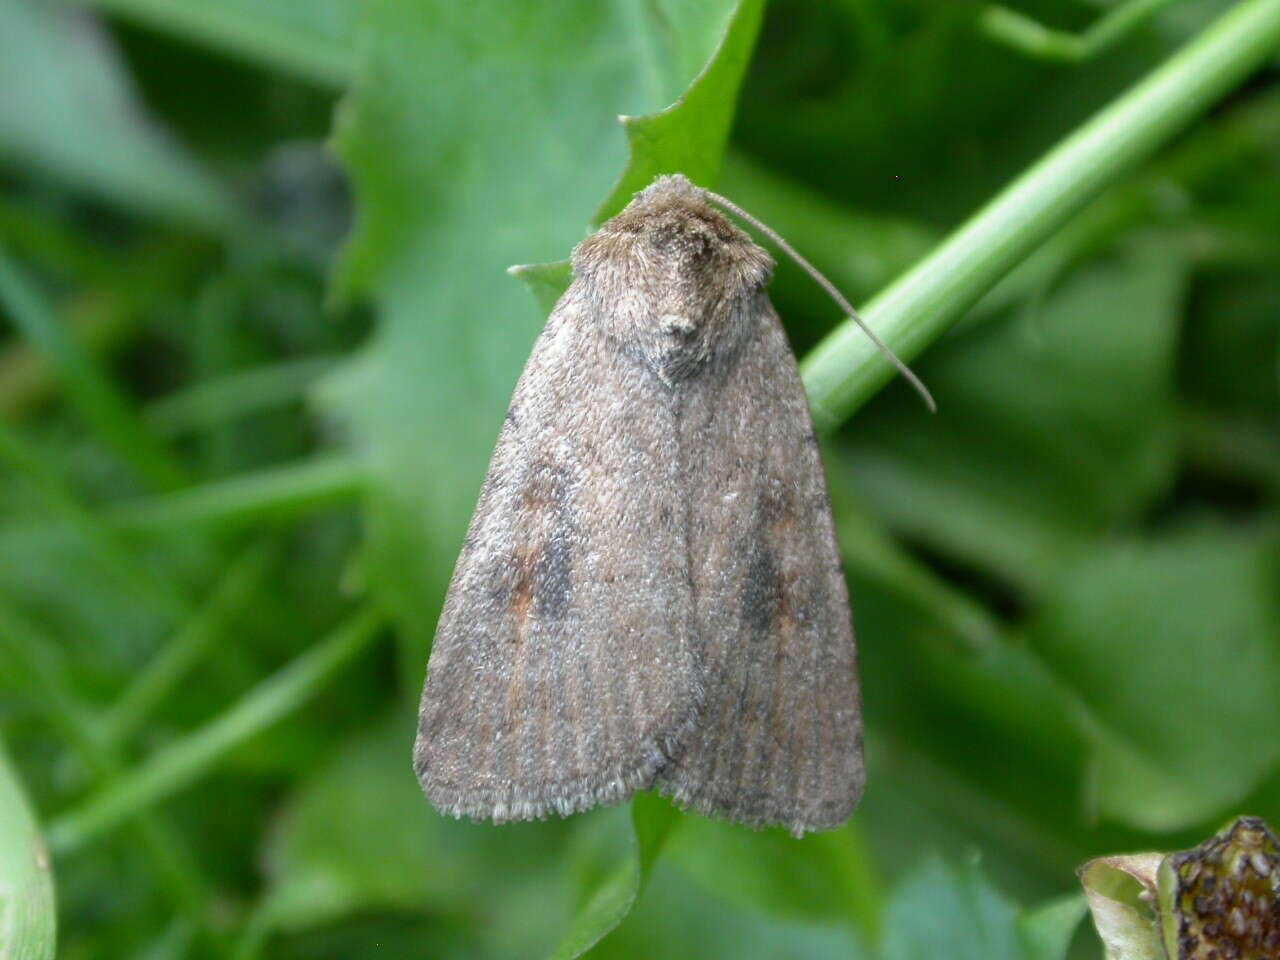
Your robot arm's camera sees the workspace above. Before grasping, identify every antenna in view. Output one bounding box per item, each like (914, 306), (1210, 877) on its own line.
(702, 188), (936, 414)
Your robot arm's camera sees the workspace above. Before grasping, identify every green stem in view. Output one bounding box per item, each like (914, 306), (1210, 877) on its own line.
(46, 607), (383, 853)
(0, 248), (187, 490)
(981, 0), (1182, 62)
(800, 0), (1280, 432)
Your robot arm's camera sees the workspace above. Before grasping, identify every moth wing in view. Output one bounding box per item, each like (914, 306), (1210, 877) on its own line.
(415, 289), (702, 822)
(660, 297), (864, 836)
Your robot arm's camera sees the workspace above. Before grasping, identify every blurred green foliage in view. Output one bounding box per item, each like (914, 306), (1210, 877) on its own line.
(0, 0), (1278, 957)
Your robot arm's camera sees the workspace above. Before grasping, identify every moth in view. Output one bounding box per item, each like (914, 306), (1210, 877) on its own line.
(414, 173), (927, 837)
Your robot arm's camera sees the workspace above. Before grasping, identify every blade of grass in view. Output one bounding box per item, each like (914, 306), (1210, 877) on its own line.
(0, 246), (187, 489)
(0, 600), (101, 755)
(0, 419), (185, 617)
(0, 738), (56, 960)
(800, 0), (1280, 431)
(79, 0), (353, 88)
(0, 230), (210, 420)
(99, 540), (279, 748)
(188, 277), (241, 477)
(146, 355), (340, 438)
(107, 455), (365, 532)
(45, 606), (383, 853)
(0, 597), (218, 939)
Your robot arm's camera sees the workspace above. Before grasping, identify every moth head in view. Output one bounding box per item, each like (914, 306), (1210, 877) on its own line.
(572, 175), (774, 380)
(613, 175), (768, 275)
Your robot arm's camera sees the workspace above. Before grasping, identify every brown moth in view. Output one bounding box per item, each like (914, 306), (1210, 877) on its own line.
(415, 173), (865, 837)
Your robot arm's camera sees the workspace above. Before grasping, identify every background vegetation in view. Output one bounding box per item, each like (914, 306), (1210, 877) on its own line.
(1, 0), (1278, 957)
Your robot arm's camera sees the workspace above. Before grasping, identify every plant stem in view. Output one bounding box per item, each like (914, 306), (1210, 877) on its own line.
(980, 0), (1182, 62)
(800, 0), (1280, 432)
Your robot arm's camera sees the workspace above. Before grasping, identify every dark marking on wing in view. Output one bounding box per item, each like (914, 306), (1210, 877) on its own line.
(742, 539), (782, 639)
(534, 533), (572, 621)
(494, 461), (577, 640)
(740, 483), (805, 637)
(758, 482), (797, 527)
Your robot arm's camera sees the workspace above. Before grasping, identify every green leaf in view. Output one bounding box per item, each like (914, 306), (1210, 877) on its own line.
(0, 0), (233, 228)
(881, 858), (1024, 960)
(1029, 524), (1280, 830)
(980, 0), (1184, 63)
(323, 0), (762, 659)
(549, 793), (680, 960)
(842, 238), (1185, 593)
(716, 154), (938, 311)
(145, 355), (340, 439)
(255, 711), (457, 934)
(250, 710), (582, 959)
(99, 541), (280, 747)
(507, 260), (573, 318)
(1018, 893), (1088, 960)
(593, 861), (868, 960)
(829, 477), (1003, 655)
(0, 739), (56, 960)
(667, 816), (883, 937)
(594, 0), (766, 220)
(511, 0), (765, 311)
